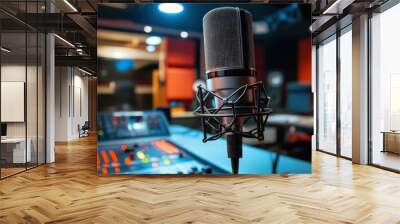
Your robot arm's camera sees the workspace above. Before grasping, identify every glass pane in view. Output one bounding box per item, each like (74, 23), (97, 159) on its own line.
(26, 0), (39, 169)
(339, 29), (352, 158)
(317, 36), (337, 154)
(27, 30), (38, 168)
(0, 1), (46, 178)
(1, 30), (27, 177)
(371, 4), (400, 171)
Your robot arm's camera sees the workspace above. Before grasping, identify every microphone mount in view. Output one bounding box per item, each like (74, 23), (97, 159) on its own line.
(194, 81), (272, 174)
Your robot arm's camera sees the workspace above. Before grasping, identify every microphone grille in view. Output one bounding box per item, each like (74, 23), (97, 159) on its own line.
(203, 7), (255, 74)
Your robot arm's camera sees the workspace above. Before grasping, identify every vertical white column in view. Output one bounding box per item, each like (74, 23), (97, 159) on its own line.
(46, 33), (55, 163)
(352, 14), (369, 164)
(46, 1), (55, 163)
(311, 45), (317, 151)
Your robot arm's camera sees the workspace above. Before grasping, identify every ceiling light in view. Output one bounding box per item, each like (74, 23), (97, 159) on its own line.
(180, 31), (188, 39)
(78, 67), (93, 76)
(63, 0), (78, 12)
(323, 0), (340, 14)
(144, 26), (152, 33)
(322, 0), (355, 15)
(146, 45), (156, 53)
(158, 3), (184, 14)
(145, 36), (162, 45)
(54, 34), (75, 48)
(1, 47), (11, 53)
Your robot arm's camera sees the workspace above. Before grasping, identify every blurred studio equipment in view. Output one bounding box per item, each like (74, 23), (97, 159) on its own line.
(266, 71), (284, 111)
(286, 82), (312, 114)
(195, 7), (272, 174)
(97, 111), (224, 174)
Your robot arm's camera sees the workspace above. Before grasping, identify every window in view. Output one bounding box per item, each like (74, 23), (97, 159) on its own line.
(370, 3), (400, 171)
(0, 1), (47, 179)
(317, 35), (337, 154)
(339, 28), (352, 158)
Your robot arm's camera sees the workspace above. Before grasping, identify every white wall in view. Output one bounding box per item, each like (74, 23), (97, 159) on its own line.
(55, 67), (89, 141)
(1, 64), (46, 163)
(55, 66), (69, 141)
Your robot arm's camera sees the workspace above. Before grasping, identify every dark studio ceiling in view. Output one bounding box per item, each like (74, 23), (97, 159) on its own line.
(98, 3), (312, 43)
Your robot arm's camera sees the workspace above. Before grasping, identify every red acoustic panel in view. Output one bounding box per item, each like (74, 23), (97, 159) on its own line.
(166, 37), (196, 67)
(297, 38), (312, 84)
(254, 43), (266, 82)
(165, 67), (195, 100)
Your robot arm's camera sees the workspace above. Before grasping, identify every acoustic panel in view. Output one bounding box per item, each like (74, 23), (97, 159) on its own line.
(165, 67), (195, 100)
(165, 38), (196, 67)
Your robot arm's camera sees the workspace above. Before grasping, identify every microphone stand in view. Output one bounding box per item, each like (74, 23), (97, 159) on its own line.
(226, 124), (242, 174)
(226, 133), (242, 174)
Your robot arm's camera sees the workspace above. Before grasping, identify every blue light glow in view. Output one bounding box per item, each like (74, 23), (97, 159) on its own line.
(146, 45), (156, 52)
(158, 3), (183, 14)
(115, 59), (134, 73)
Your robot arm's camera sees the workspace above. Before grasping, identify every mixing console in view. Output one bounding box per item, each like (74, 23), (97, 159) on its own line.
(97, 111), (225, 174)
(98, 139), (224, 174)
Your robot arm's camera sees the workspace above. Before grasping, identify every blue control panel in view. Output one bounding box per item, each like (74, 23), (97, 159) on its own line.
(98, 139), (224, 174)
(97, 111), (226, 174)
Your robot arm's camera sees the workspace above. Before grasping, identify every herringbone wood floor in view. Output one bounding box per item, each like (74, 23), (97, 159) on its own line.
(1, 136), (400, 224)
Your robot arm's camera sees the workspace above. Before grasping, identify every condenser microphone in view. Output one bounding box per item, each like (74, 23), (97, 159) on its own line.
(195, 7), (272, 174)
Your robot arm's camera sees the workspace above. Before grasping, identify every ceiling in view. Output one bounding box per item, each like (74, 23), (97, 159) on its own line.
(98, 3), (311, 43)
(0, 0), (386, 74)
